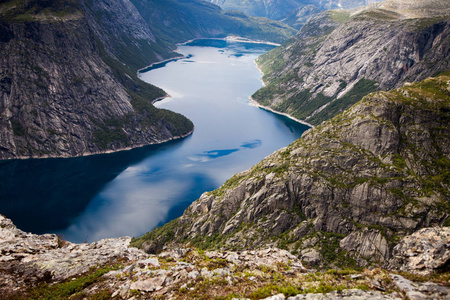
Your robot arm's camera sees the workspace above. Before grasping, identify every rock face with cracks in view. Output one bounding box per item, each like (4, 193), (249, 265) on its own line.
(252, 0), (450, 126)
(0, 0), (193, 160)
(389, 227), (450, 276)
(136, 74), (450, 269)
(1, 215), (449, 299)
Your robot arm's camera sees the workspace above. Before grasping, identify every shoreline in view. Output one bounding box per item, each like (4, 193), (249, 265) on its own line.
(177, 36), (281, 47)
(254, 60), (266, 87)
(249, 97), (314, 128)
(17, 35), (281, 162)
(137, 35), (279, 76)
(1, 129), (194, 161)
(137, 56), (184, 75)
(151, 94), (172, 104)
(251, 56), (313, 128)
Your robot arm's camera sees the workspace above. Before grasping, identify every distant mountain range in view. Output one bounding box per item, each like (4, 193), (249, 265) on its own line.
(207, 0), (383, 28)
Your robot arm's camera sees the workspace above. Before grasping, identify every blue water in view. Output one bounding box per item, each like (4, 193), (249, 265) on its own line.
(0, 39), (310, 243)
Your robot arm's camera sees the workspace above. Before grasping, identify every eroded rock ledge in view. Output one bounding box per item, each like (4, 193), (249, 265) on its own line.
(1, 215), (449, 299)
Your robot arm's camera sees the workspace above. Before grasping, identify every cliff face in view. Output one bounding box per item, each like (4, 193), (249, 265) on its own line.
(135, 74), (450, 268)
(252, 0), (450, 126)
(0, 0), (193, 159)
(79, 0), (177, 72)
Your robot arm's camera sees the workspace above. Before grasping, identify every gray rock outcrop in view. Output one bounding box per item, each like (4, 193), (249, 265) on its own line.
(0, 214), (148, 292)
(2, 214), (449, 299)
(252, 0), (450, 125)
(390, 274), (450, 300)
(137, 74), (450, 268)
(389, 227), (450, 275)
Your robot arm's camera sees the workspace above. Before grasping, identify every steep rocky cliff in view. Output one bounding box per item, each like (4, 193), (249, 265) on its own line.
(79, 0), (177, 72)
(134, 74), (450, 268)
(252, 0), (450, 126)
(0, 0), (193, 159)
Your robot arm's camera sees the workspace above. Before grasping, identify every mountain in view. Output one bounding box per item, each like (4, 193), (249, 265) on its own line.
(130, 0), (296, 44)
(208, 0), (309, 20)
(133, 73), (450, 268)
(0, 0), (194, 160)
(0, 0), (296, 160)
(251, 0), (450, 126)
(207, 0), (383, 28)
(79, 0), (178, 72)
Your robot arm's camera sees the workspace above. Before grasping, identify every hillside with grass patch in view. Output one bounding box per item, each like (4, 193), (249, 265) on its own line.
(252, 0), (450, 126)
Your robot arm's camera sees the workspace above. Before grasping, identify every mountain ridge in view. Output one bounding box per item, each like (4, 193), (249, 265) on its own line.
(207, 0), (384, 28)
(131, 0), (296, 45)
(251, 2), (450, 126)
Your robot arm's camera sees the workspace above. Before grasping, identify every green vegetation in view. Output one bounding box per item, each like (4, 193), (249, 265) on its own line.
(280, 92), (332, 121)
(11, 120), (26, 136)
(357, 9), (402, 21)
(190, 232), (231, 251)
(92, 117), (130, 150)
(329, 10), (351, 24)
(14, 264), (120, 300)
(254, 76), (379, 126)
(249, 283), (302, 298)
(167, 252), (394, 300)
(131, 218), (180, 250)
(0, 0), (82, 22)
(308, 79), (379, 125)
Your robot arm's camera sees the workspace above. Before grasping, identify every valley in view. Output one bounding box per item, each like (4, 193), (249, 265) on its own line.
(0, 0), (449, 299)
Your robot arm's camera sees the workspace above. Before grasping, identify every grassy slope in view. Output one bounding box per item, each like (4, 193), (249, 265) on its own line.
(252, 8), (450, 126)
(0, 0), (83, 21)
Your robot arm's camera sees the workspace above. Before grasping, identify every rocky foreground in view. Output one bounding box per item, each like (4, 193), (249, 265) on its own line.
(0, 215), (449, 299)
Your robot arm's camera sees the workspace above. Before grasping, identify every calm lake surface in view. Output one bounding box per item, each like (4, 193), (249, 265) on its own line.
(0, 39), (310, 243)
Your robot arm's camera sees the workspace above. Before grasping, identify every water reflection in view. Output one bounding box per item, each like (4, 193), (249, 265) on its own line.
(0, 39), (310, 243)
(0, 139), (185, 235)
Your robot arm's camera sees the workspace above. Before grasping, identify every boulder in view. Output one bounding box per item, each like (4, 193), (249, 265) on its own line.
(389, 227), (450, 275)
